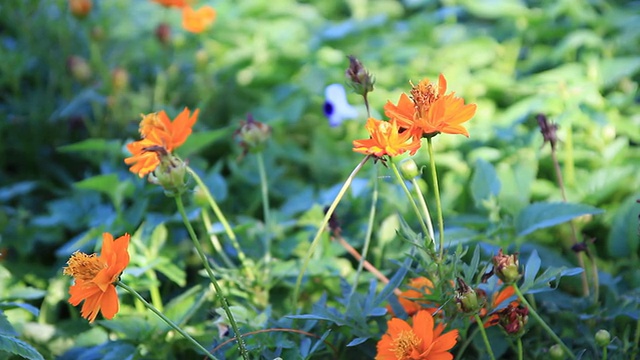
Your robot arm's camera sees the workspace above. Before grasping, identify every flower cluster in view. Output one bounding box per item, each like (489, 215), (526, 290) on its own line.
(151, 0), (216, 34)
(352, 74), (476, 159)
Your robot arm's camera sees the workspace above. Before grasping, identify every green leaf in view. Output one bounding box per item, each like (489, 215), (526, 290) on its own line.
(0, 312), (17, 336)
(607, 195), (640, 258)
(0, 181), (37, 202)
(515, 202), (604, 236)
(471, 159), (501, 208)
(175, 128), (229, 159)
(0, 334), (44, 360)
(155, 258), (186, 287)
(74, 174), (119, 197)
(57, 138), (119, 154)
(521, 250), (541, 290)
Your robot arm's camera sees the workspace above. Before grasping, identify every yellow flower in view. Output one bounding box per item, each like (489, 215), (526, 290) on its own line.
(63, 233), (130, 323)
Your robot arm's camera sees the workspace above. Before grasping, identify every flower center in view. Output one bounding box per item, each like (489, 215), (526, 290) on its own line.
(139, 112), (168, 137)
(410, 80), (439, 118)
(63, 251), (107, 281)
(378, 121), (392, 135)
(392, 330), (422, 359)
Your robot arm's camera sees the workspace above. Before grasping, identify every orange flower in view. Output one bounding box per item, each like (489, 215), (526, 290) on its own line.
(124, 108), (198, 177)
(63, 233), (130, 323)
(151, 0), (188, 8)
(182, 6), (216, 33)
(353, 118), (421, 158)
(387, 277), (438, 317)
(384, 74), (476, 138)
(69, 0), (92, 18)
(377, 310), (459, 360)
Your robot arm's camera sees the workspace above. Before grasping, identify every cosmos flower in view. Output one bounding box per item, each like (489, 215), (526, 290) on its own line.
(352, 118), (421, 158)
(182, 5), (216, 33)
(387, 277), (438, 317)
(63, 233), (130, 323)
(124, 108), (198, 177)
(324, 83), (358, 127)
(384, 74), (476, 138)
(377, 310), (459, 360)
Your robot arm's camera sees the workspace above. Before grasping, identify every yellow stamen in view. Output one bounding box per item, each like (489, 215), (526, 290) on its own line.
(392, 330), (422, 359)
(410, 80), (439, 118)
(63, 251), (106, 281)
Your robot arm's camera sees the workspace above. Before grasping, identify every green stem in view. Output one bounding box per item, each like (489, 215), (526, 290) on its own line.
(632, 318), (640, 358)
(201, 210), (235, 269)
(117, 281), (218, 360)
(517, 337), (523, 360)
(256, 153), (272, 271)
(175, 196), (249, 360)
(348, 165), (378, 305)
(602, 343), (608, 360)
(427, 138), (446, 261)
(148, 273), (164, 312)
(513, 284), (575, 359)
(412, 178), (435, 244)
(389, 161), (430, 245)
(473, 314), (496, 360)
(293, 156), (370, 304)
(187, 167), (252, 280)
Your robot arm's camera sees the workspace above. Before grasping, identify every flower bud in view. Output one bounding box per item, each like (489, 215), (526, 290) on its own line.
(111, 68), (129, 93)
(149, 151), (189, 196)
(492, 249), (520, 284)
(67, 56), (92, 82)
(193, 185), (209, 207)
(549, 344), (564, 360)
(498, 304), (528, 336)
(69, 0), (92, 19)
(345, 55), (374, 97)
(455, 277), (481, 314)
(235, 114), (271, 158)
(90, 26), (105, 42)
(594, 329), (611, 347)
(400, 159), (420, 180)
(156, 23), (171, 45)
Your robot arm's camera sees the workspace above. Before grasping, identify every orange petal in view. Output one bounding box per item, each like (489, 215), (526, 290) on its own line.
(430, 328), (459, 353)
(99, 285), (120, 320)
(412, 310), (434, 346)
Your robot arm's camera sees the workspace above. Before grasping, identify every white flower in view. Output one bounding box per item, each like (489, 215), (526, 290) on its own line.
(323, 83), (358, 127)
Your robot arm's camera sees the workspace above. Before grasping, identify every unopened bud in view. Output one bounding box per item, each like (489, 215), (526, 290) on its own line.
(400, 159), (420, 180)
(492, 249), (520, 284)
(156, 23), (171, 45)
(345, 55), (374, 96)
(455, 277), (481, 314)
(594, 329), (611, 347)
(69, 0), (92, 19)
(111, 68), (129, 93)
(150, 153), (189, 197)
(235, 114), (271, 157)
(549, 344), (564, 360)
(67, 56), (92, 82)
(90, 26), (105, 42)
(193, 185), (209, 207)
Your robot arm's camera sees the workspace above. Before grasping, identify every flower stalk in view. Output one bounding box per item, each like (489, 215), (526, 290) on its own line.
(117, 281), (218, 360)
(474, 313), (497, 360)
(390, 160), (431, 246)
(427, 138), (446, 260)
(175, 195), (249, 360)
(293, 155), (370, 304)
(513, 284), (575, 359)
